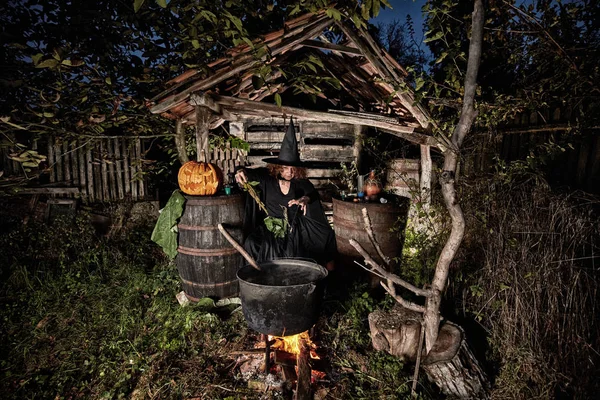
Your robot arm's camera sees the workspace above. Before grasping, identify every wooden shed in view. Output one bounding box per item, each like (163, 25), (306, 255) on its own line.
(148, 11), (442, 199)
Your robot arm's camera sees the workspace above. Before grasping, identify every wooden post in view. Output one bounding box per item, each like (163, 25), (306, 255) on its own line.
(420, 145), (432, 210)
(353, 125), (364, 172)
(174, 119), (190, 165)
(195, 106), (210, 162)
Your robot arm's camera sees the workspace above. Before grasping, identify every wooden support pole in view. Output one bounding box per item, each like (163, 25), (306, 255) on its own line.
(195, 106), (210, 162)
(174, 119), (190, 165)
(420, 145), (432, 209)
(353, 125), (364, 172)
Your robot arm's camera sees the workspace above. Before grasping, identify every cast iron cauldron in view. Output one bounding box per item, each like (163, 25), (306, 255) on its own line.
(237, 259), (328, 336)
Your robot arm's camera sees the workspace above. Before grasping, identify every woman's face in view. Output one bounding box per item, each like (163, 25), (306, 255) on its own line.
(280, 165), (295, 180)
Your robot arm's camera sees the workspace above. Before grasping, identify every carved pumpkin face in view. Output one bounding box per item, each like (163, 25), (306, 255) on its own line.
(178, 161), (221, 196)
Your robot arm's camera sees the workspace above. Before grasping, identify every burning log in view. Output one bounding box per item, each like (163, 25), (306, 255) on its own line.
(296, 335), (312, 400)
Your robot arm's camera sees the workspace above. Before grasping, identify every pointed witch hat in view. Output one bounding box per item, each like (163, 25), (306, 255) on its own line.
(262, 117), (305, 167)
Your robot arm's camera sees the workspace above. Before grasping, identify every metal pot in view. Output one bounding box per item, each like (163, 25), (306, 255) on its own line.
(237, 259), (328, 336)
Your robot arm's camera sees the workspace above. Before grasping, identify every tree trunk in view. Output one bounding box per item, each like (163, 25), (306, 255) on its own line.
(369, 307), (489, 399)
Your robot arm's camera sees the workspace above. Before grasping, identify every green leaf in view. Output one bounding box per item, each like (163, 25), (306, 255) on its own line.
(35, 59), (59, 69)
(191, 39), (200, 49)
(423, 31), (444, 43)
(435, 51), (448, 64)
(151, 190), (185, 259)
(415, 77), (425, 91)
(155, 0), (167, 8)
(251, 75), (264, 90)
(105, 77), (112, 85)
(31, 53), (43, 65)
(134, 0), (145, 13)
(274, 93), (282, 107)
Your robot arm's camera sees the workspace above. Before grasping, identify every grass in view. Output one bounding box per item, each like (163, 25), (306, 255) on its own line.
(0, 210), (427, 399)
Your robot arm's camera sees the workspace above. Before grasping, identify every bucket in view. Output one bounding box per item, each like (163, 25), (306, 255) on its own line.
(176, 194), (244, 301)
(237, 259), (328, 336)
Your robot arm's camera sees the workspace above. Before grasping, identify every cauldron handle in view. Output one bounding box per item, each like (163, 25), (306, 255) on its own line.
(217, 223), (261, 271)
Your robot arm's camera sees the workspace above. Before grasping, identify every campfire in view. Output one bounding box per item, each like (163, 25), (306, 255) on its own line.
(236, 329), (327, 398)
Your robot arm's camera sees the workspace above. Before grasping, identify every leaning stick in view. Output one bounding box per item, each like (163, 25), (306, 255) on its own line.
(217, 223), (261, 271)
(361, 207), (391, 266)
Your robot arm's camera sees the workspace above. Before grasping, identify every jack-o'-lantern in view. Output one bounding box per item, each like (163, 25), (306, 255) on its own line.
(178, 161), (221, 196)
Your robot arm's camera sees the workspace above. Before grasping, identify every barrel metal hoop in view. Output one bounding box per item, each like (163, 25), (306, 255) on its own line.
(178, 224), (218, 231)
(185, 194), (241, 206)
(333, 216), (391, 231)
(182, 278), (238, 289)
(178, 246), (238, 256)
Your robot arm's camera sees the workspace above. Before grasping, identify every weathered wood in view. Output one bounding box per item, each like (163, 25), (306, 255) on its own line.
(177, 195), (245, 300)
(122, 139), (131, 196)
(86, 142), (94, 202)
(71, 141), (79, 186)
(190, 91), (221, 114)
(369, 308), (489, 399)
(422, 331), (489, 399)
(296, 337), (312, 400)
(195, 106), (211, 162)
(48, 140), (56, 182)
(353, 125), (364, 172)
(420, 145), (432, 206)
(63, 141), (71, 184)
(136, 139), (144, 199)
(55, 141), (63, 183)
(301, 39), (362, 55)
(16, 187), (80, 194)
(214, 95), (437, 146)
(335, 21), (431, 129)
(301, 121), (354, 136)
(93, 144), (102, 202)
(100, 141), (109, 200)
(300, 145), (354, 161)
(113, 138), (124, 199)
(78, 141), (86, 200)
(174, 119), (190, 165)
(107, 140), (116, 200)
(129, 142), (138, 200)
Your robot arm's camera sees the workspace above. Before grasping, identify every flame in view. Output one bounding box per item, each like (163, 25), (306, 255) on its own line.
(269, 331), (320, 359)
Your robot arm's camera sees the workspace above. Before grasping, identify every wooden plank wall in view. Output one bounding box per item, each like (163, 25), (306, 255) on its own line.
(44, 137), (149, 202)
(230, 119), (356, 188)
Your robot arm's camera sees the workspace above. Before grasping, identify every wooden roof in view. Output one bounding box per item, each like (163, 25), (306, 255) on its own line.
(148, 12), (439, 148)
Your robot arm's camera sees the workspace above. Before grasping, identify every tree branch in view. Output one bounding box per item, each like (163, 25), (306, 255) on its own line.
(423, 0), (485, 355)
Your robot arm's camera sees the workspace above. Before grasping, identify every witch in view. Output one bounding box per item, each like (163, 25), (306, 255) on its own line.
(234, 119), (336, 270)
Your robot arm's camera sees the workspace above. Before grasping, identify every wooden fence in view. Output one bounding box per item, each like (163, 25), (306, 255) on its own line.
(1, 137), (151, 203)
(467, 108), (600, 194)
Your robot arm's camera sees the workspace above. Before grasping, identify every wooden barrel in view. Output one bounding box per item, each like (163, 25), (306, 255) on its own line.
(176, 194), (244, 301)
(385, 159), (420, 198)
(333, 197), (409, 277)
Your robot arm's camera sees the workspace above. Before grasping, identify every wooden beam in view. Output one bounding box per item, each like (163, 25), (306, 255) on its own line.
(335, 21), (432, 130)
(189, 92), (221, 114)
(212, 94), (438, 146)
(300, 39), (362, 56)
(195, 106), (211, 162)
(150, 18), (332, 115)
(16, 187), (80, 195)
(174, 119), (190, 164)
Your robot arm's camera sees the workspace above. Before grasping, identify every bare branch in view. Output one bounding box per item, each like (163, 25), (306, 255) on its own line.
(361, 207), (391, 266)
(349, 239), (430, 297)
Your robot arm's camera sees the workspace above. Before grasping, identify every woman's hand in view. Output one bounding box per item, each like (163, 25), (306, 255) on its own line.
(234, 169), (247, 185)
(288, 196), (309, 215)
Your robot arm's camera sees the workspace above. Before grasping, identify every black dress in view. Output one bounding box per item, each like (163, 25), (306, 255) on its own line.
(240, 167), (336, 266)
